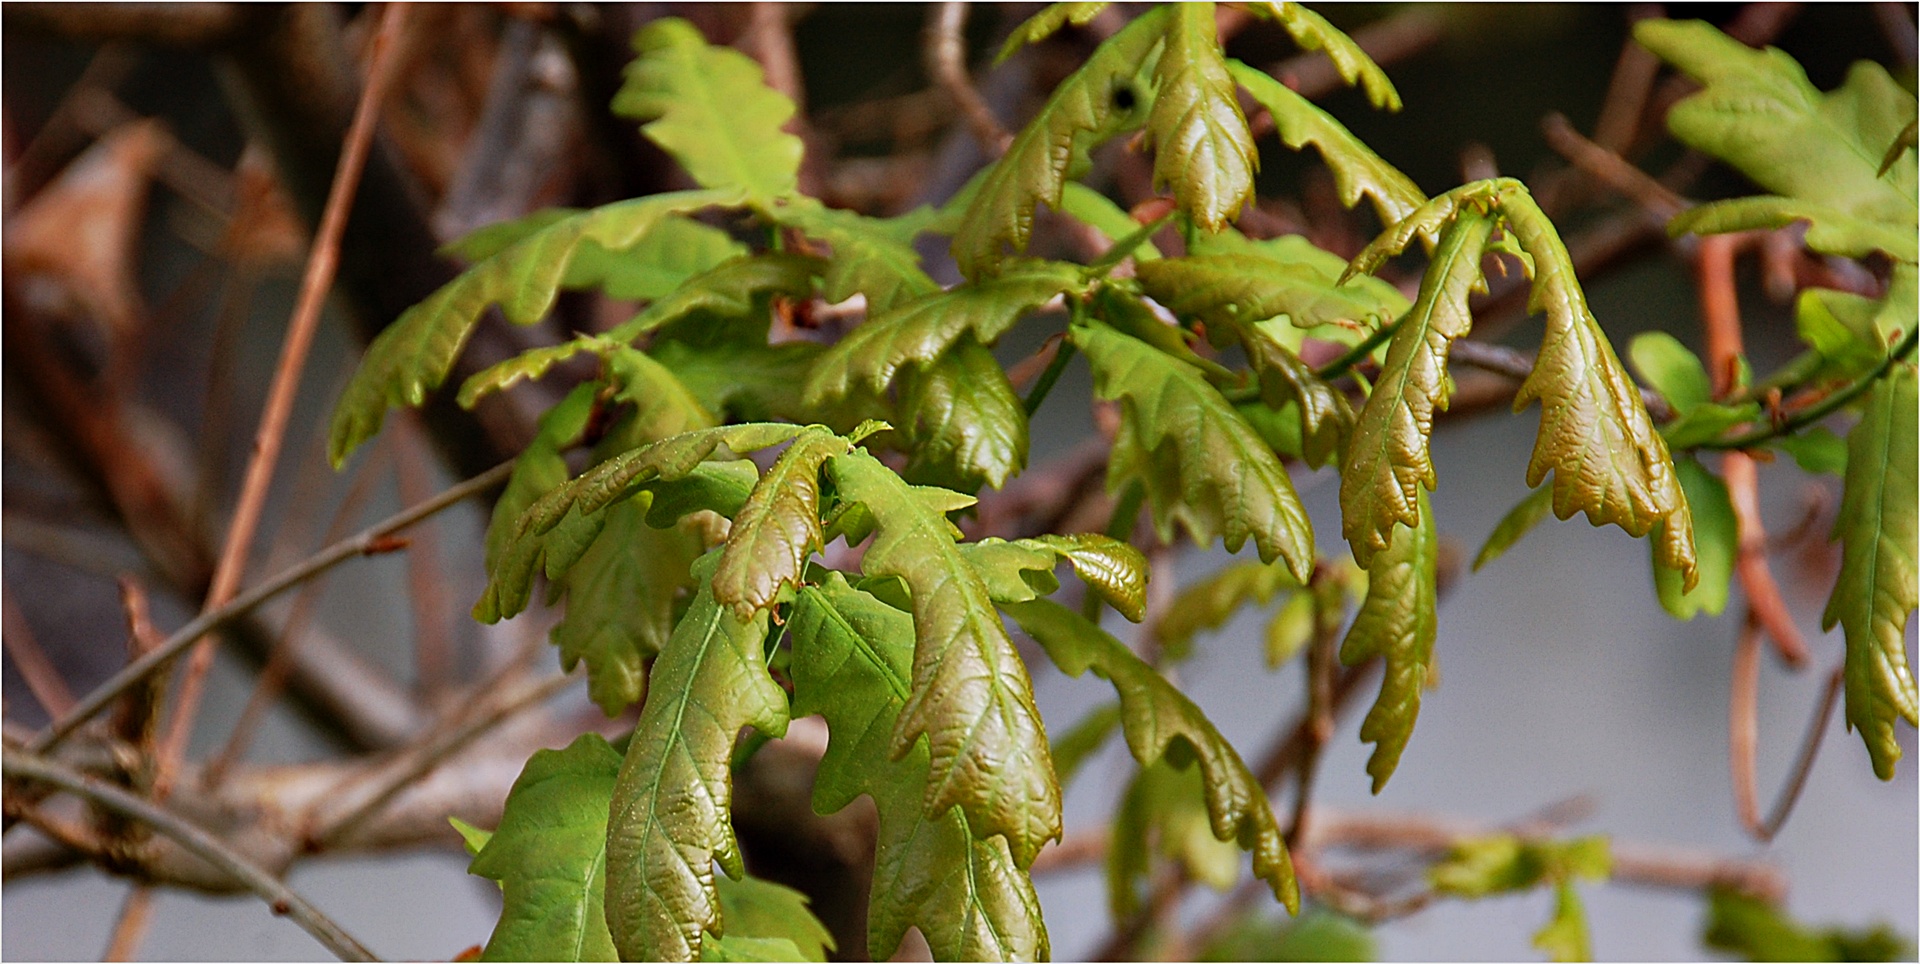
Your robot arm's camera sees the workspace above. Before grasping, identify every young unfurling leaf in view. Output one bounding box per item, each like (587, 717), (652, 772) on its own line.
(1005, 597), (1300, 913)
(1228, 61), (1424, 227)
(1340, 213), (1492, 566)
(614, 19), (803, 201)
(898, 337), (1030, 492)
(1428, 834), (1611, 963)
(1340, 488), (1437, 793)
(789, 575), (1049, 961)
(712, 428), (850, 618)
(328, 189), (742, 465)
(1075, 321), (1316, 580)
(469, 734), (624, 962)
(1246, 2), (1402, 110)
(998, 2), (1111, 63)
(1146, 3), (1257, 231)
(828, 450), (1062, 867)
(962, 533), (1150, 621)
(605, 552), (789, 962)
(953, 6), (1168, 278)
(1823, 365), (1919, 779)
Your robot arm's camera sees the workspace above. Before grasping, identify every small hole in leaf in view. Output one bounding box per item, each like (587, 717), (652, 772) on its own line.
(1112, 85), (1137, 111)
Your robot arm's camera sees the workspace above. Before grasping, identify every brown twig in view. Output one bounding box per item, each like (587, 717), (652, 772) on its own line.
(28, 461), (514, 757)
(152, 1), (415, 809)
(1731, 615), (1843, 843)
(927, 2), (1012, 154)
(2, 745), (379, 962)
(2, 579), (77, 718)
(393, 415), (455, 697)
(1540, 112), (1687, 221)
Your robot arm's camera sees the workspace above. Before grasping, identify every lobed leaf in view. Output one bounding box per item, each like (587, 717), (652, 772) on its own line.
(1137, 253), (1402, 335)
(614, 19), (803, 201)
(470, 734), (623, 962)
(1075, 322), (1316, 579)
(1339, 213), (1492, 567)
(328, 189), (742, 465)
(1109, 759), (1244, 919)
(898, 337), (1030, 492)
(1229, 60), (1424, 226)
(1006, 597), (1300, 913)
(553, 501), (702, 715)
(767, 198), (940, 313)
(1237, 325), (1355, 470)
(1057, 182), (1163, 260)
(1154, 560), (1300, 661)
(1428, 834), (1610, 964)
(828, 450), (1061, 867)
(998, 2), (1111, 63)
(444, 211), (747, 303)
(788, 575), (1049, 961)
(1146, 3), (1258, 231)
(605, 253), (825, 346)
(1339, 488), (1437, 793)
(1822, 365), (1919, 779)
(712, 428), (850, 618)
(952, 6), (1169, 278)
(1248, 2), (1402, 110)
(962, 533), (1150, 622)
(606, 552), (790, 962)
(1653, 459), (1736, 621)
(805, 260), (1084, 402)
(711, 876), (833, 963)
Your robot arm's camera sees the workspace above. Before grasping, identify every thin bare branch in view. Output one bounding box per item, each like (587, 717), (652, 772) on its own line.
(2, 580), (76, 718)
(927, 3), (1012, 154)
(1541, 111), (1688, 221)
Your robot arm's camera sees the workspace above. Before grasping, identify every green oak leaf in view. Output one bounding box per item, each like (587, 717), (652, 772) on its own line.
(1246, 2), (1401, 110)
(953, 6), (1168, 278)
(1428, 834), (1610, 963)
(1653, 459), (1737, 620)
(898, 337), (1030, 492)
(605, 253), (824, 346)
(789, 574), (1049, 961)
(1075, 322), (1316, 579)
(1057, 182), (1163, 260)
(712, 428), (850, 618)
(766, 198), (940, 313)
(1006, 597), (1299, 913)
(614, 19), (803, 201)
(469, 734), (623, 962)
(1340, 212), (1492, 566)
(961, 533), (1150, 621)
(1229, 60), (1423, 227)
(1155, 559), (1301, 662)
(553, 500), (701, 715)
(444, 211), (746, 303)
(1472, 484), (1554, 572)
(1146, 3), (1258, 231)
(711, 875), (833, 963)
(328, 188), (742, 465)
(1137, 252), (1403, 336)
(805, 260), (1085, 403)
(828, 450), (1061, 867)
(1051, 702), (1124, 791)
(1339, 488), (1437, 792)
(998, 2), (1111, 63)
(1109, 759), (1244, 920)
(1822, 365), (1919, 779)
(606, 552), (789, 963)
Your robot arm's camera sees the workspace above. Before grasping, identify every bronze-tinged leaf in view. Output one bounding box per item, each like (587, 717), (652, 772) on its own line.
(605, 552), (789, 963)
(828, 450), (1062, 867)
(1228, 60), (1424, 227)
(1339, 488), (1437, 792)
(898, 337), (1030, 493)
(1339, 213), (1492, 566)
(1822, 365), (1919, 779)
(712, 429), (850, 618)
(1147, 3), (1258, 231)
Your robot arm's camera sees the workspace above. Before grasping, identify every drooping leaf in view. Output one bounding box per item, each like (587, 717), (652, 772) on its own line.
(1428, 834), (1610, 964)
(1228, 60), (1423, 227)
(1339, 488), (1437, 793)
(711, 875), (833, 963)
(898, 337), (1029, 492)
(997, 2), (1111, 63)
(1146, 3), (1257, 231)
(712, 428), (850, 618)
(1109, 759), (1244, 920)
(1654, 459), (1737, 620)
(1237, 327), (1355, 470)
(561, 501), (703, 714)
(606, 552), (789, 963)
(1005, 597), (1300, 913)
(1702, 887), (1916, 963)
(1186, 230), (1412, 334)
(483, 385), (598, 573)
(614, 18), (803, 201)
(953, 6), (1168, 278)
(1472, 485), (1554, 572)
(1057, 182), (1162, 260)
(470, 734), (623, 962)
(459, 336), (613, 409)
(1498, 183), (1698, 587)
(1050, 701), (1124, 790)
(828, 450), (1061, 867)
(1247, 2), (1402, 110)
(788, 575), (1049, 961)
(1634, 19), (1916, 260)
(1822, 365), (1919, 779)
(1671, 196), (1916, 264)
(1154, 559), (1300, 661)
(1137, 253), (1402, 336)
(1075, 322), (1315, 579)
(768, 198), (940, 313)
(805, 260), (1085, 403)
(1339, 212), (1493, 566)
(328, 188), (742, 465)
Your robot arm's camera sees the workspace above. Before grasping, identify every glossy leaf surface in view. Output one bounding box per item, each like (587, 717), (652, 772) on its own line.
(1339, 488), (1437, 792)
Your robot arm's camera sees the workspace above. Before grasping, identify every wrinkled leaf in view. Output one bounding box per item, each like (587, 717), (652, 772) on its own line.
(1247, 2), (1401, 110)
(1006, 597), (1300, 913)
(615, 19), (803, 200)
(829, 450), (1061, 866)
(998, 2), (1111, 63)
(1229, 60), (1423, 226)
(1822, 365), (1919, 779)
(789, 575), (1049, 961)
(898, 337), (1030, 492)
(1146, 3), (1257, 231)
(607, 253), (824, 346)
(1076, 322), (1315, 579)
(606, 552), (789, 962)
(553, 500), (702, 715)
(711, 875), (833, 962)
(1339, 488), (1437, 792)
(712, 429), (849, 618)
(768, 198), (940, 313)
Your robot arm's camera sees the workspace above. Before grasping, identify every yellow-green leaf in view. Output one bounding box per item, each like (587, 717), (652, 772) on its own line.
(1654, 459), (1736, 620)
(898, 337), (1030, 492)
(1247, 2), (1401, 110)
(1339, 488), (1437, 793)
(1229, 60), (1423, 226)
(1154, 559), (1301, 662)
(1147, 3), (1257, 231)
